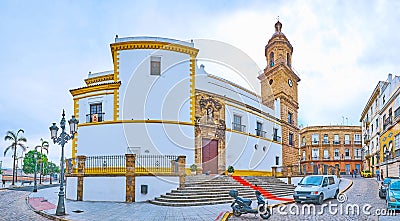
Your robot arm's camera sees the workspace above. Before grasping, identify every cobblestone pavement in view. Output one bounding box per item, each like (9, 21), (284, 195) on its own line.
(0, 189), (50, 221)
(230, 177), (398, 221)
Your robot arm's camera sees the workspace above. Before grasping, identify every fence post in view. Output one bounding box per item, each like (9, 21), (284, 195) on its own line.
(272, 166), (277, 177)
(77, 155), (86, 201)
(125, 154), (136, 202)
(177, 156), (186, 189)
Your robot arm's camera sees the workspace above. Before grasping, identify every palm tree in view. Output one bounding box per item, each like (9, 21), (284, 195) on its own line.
(4, 129), (27, 186)
(35, 138), (49, 184)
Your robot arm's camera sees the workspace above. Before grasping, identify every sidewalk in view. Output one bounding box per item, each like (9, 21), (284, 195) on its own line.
(27, 178), (352, 221)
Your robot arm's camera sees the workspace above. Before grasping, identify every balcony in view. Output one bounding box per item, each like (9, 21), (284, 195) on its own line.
(383, 117), (392, 131)
(232, 122), (246, 132)
(344, 140), (351, 145)
(300, 142), (306, 147)
(273, 135), (281, 142)
(86, 113), (105, 123)
(354, 140), (362, 145)
(334, 156), (340, 160)
(322, 141), (330, 145)
(363, 134), (370, 145)
(333, 140), (341, 145)
(323, 156), (330, 160)
(344, 156), (351, 160)
(255, 129), (266, 138)
(312, 156), (319, 160)
(354, 156), (362, 160)
(312, 141), (319, 146)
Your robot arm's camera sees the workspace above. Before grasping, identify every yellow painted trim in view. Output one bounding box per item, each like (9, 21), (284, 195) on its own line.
(72, 99), (79, 162)
(190, 55), (196, 124)
(84, 74), (114, 86)
(74, 92), (114, 100)
(110, 41), (199, 59)
(228, 170), (273, 176)
(70, 82), (121, 97)
(113, 89), (119, 120)
(226, 128), (282, 145)
(226, 102), (281, 126)
(78, 119), (194, 127)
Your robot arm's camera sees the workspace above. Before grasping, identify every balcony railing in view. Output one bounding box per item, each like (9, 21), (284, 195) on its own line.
(232, 122), (246, 132)
(312, 156), (319, 160)
(323, 156), (330, 160)
(354, 156), (362, 160)
(395, 107), (400, 119)
(383, 117), (393, 131)
(354, 140), (362, 145)
(344, 156), (351, 160)
(86, 113), (105, 123)
(344, 140), (351, 145)
(255, 129), (266, 138)
(334, 156), (340, 160)
(312, 141), (319, 145)
(300, 142), (306, 147)
(333, 140), (340, 145)
(322, 141), (330, 145)
(273, 135), (281, 142)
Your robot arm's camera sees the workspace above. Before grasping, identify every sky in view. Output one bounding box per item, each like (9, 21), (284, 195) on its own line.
(1, 0), (400, 168)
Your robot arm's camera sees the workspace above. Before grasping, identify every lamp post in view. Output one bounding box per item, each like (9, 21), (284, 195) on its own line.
(33, 151), (38, 192)
(49, 110), (78, 216)
(385, 149), (390, 178)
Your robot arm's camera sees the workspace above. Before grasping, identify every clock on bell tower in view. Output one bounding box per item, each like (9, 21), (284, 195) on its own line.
(258, 20), (300, 167)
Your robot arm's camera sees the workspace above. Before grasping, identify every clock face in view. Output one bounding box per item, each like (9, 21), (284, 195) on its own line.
(288, 79), (293, 87)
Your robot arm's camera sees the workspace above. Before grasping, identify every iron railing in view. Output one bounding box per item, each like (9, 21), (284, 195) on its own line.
(85, 155), (126, 174)
(136, 155), (179, 174)
(86, 113), (105, 123)
(255, 129), (266, 137)
(232, 122), (246, 132)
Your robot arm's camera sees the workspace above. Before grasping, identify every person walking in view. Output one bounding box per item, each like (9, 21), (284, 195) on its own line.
(381, 169), (384, 180)
(351, 169), (354, 178)
(354, 169), (357, 178)
(376, 169), (380, 181)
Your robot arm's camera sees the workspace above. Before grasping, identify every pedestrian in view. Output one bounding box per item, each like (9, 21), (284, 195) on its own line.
(2, 180), (5, 187)
(351, 170), (353, 178)
(355, 169), (357, 178)
(376, 169), (380, 181)
(381, 169), (384, 180)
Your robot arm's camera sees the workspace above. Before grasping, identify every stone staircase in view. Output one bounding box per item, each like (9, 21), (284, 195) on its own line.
(149, 175), (296, 207)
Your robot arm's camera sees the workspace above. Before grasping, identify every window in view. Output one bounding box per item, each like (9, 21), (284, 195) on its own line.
(323, 149), (329, 159)
(383, 95), (385, 105)
(301, 136), (306, 146)
(395, 133), (400, 157)
(233, 115), (244, 132)
(275, 156), (279, 165)
(371, 124), (373, 133)
(273, 128), (280, 142)
(328, 177), (335, 185)
(302, 151), (306, 160)
(376, 118), (379, 130)
(150, 56), (161, 75)
(269, 52), (275, 67)
(256, 121), (264, 137)
(344, 134), (350, 145)
(354, 148), (362, 159)
(88, 103), (103, 122)
(323, 134), (329, 144)
(334, 149), (339, 157)
(354, 134), (361, 144)
(288, 112), (293, 124)
(312, 148), (319, 159)
(345, 148), (350, 157)
(334, 134), (340, 144)
(289, 133), (294, 146)
(287, 53), (291, 67)
(312, 134), (319, 144)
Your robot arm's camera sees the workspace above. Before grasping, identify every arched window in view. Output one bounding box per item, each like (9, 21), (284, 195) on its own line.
(287, 53), (291, 67)
(269, 52), (274, 67)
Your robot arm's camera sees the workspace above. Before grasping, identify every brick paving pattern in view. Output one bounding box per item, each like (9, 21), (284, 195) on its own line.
(0, 189), (50, 221)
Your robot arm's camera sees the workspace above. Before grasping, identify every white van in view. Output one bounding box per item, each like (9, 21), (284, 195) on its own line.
(293, 175), (339, 204)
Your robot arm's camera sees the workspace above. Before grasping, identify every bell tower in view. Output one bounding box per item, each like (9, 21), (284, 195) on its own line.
(258, 20), (300, 166)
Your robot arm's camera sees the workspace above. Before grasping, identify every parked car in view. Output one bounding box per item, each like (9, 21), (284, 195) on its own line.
(386, 180), (400, 210)
(360, 170), (372, 178)
(293, 175), (339, 205)
(379, 178), (400, 199)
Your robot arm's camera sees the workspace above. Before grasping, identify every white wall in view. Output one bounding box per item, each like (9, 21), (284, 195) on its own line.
(65, 177), (77, 200)
(76, 123), (194, 165)
(225, 131), (282, 171)
(120, 49), (192, 122)
(83, 177), (126, 202)
(135, 176), (179, 202)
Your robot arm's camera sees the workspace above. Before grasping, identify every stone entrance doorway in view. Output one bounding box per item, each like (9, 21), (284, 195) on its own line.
(202, 139), (218, 174)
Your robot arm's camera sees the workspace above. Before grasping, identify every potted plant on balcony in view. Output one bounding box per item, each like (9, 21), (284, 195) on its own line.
(227, 165), (235, 176)
(190, 164), (197, 175)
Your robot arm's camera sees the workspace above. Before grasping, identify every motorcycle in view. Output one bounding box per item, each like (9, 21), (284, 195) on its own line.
(229, 189), (271, 219)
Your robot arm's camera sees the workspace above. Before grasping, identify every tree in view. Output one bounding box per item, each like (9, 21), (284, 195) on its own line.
(4, 129), (27, 185)
(47, 162), (60, 184)
(22, 150), (47, 175)
(35, 138), (49, 184)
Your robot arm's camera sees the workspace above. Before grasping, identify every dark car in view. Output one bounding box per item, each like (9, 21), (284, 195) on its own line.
(379, 177), (400, 198)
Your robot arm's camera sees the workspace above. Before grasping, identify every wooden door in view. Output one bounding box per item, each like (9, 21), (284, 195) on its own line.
(202, 139), (218, 174)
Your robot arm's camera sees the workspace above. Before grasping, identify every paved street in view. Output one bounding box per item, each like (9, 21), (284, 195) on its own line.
(230, 176), (398, 221)
(0, 189), (49, 221)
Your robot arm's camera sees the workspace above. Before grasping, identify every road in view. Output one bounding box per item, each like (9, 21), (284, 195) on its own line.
(229, 177), (398, 220)
(0, 188), (51, 221)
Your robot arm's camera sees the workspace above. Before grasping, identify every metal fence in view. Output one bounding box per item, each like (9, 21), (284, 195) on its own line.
(136, 155), (179, 174)
(65, 154), (180, 176)
(85, 155), (126, 174)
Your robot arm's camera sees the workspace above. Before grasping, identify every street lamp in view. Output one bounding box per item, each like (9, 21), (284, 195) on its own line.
(385, 149), (390, 178)
(49, 110), (78, 216)
(33, 151), (38, 192)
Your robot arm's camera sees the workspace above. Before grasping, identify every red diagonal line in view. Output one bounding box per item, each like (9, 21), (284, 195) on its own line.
(232, 176), (293, 202)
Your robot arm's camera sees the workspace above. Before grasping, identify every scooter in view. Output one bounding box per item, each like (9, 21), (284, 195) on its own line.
(229, 189), (271, 219)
